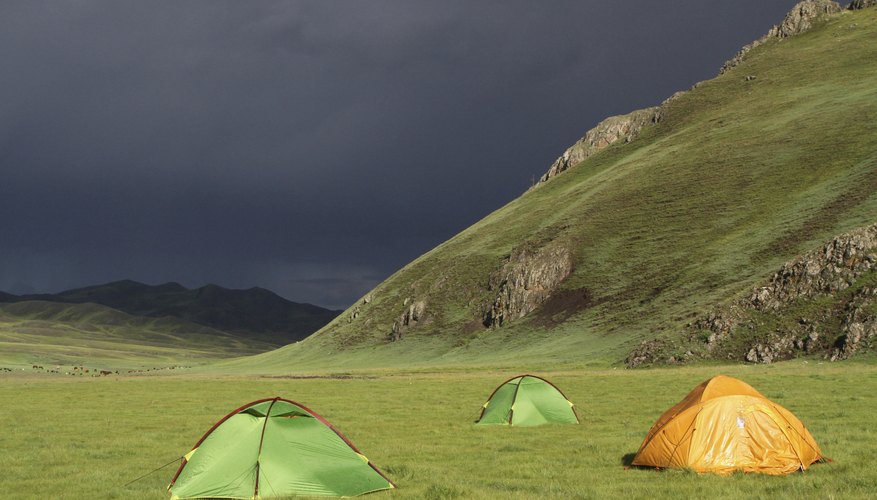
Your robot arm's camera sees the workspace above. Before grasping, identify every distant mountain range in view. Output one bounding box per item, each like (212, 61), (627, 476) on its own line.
(0, 280), (339, 346)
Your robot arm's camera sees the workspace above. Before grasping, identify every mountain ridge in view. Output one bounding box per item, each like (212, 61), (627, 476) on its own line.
(536, 0), (849, 188)
(222, 1), (877, 372)
(0, 279), (340, 346)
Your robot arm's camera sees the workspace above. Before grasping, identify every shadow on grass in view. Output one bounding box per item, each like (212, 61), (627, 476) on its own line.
(621, 452), (637, 466)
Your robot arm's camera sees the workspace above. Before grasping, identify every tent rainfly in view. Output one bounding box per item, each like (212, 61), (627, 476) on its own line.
(476, 374), (579, 426)
(168, 397), (395, 499)
(632, 375), (826, 475)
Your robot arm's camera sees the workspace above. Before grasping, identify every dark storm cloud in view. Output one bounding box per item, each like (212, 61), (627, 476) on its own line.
(0, 1), (798, 309)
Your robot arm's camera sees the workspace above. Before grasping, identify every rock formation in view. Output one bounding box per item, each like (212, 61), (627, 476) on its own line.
(536, 107), (662, 184)
(483, 242), (573, 327)
(748, 223), (877, 310)
(698, 222), (877, 363)
(390, 299), (426, 341)
(769, 0), (843, 37)
(721, 0), (842, 73)
(627, 222), (877, 367)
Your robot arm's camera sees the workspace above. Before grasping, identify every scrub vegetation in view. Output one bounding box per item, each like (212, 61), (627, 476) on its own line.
(1, 359), (875, 499)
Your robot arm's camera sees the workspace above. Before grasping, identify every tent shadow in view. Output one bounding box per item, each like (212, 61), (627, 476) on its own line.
(621, 453), (637, 467)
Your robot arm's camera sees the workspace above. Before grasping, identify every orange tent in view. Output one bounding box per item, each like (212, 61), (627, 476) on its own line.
(632, 375), (825, 475)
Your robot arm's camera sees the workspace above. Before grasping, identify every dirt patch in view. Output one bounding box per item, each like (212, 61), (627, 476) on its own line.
(461, 319), (485, 334)
(532, 288), (599, 327)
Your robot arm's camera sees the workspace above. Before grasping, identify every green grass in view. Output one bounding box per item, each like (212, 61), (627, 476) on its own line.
(2, 360), (876, 498)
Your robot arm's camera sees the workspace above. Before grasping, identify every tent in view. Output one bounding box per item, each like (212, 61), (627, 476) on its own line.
(168, 397), (395, 499)
(476, 374), (578, 426)
(632, 375), (825, 475)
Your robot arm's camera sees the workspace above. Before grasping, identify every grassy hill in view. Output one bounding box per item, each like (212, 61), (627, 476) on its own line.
(0, 300), (277, 369)
(2, 280), (339, 345)
(223, 6), (877, 372)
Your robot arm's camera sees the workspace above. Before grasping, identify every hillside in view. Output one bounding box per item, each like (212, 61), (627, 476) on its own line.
(218, 2), (877, 372)
(2, 279), (339, 345)
(0, 300), (276, 368)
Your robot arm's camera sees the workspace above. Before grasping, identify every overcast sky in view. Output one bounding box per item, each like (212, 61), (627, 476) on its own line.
(0, 1), (798, 309)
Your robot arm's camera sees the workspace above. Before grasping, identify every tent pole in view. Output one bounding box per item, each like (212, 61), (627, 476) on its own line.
(253, 397), (279, 499)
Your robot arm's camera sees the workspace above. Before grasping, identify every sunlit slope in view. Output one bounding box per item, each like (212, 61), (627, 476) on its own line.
(0, 301), (275, 368)
(4, 279), (339, 345)
(229, 9), (877, 372)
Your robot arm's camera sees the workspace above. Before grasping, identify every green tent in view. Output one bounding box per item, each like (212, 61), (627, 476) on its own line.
(476, 374), (579, 426)
(168, 397), (395, 499)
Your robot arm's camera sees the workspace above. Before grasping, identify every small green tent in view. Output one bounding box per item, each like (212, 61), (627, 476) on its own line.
(476, 374), (578, 426)
(168, 397), (395, 499)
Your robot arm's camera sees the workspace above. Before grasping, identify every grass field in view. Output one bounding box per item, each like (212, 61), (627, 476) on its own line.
(0, 301), (276, 370)
(2, 359), (875, 499)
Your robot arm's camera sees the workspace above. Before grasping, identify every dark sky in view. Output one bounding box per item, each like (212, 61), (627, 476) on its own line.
(0, 1), (798, 309)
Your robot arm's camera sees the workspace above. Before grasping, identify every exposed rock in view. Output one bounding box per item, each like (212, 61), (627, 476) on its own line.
(483, 242), (573, 327)
(348, 294), (374, 322)
(662, 89), (691, 106)
(689, 222), (877, 363)
(794, 326), (821, 352)
(721, 1), (841, 74)
(694, 309), (742, 349)
(849, 0), (877, 9)
(536, 107), (662, 184)
(831, 288), (877, 359)
(745, 334), (796, 364)
(747, 223), (877, 311)
(390, 299), (426, 341)
(768, 0), (842, 38)
(625, 339), (694, 368)
(625, 339), (666, 368)
(348, 306), (360, 323)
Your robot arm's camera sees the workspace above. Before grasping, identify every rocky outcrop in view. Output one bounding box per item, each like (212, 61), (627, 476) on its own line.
(748, 223), (877, 310)
(390, 298), (426, 341)
(769, 0), (842, 37)
(483, 242), (573, 327)
(700, 222), (877, 362)
(538, 1), (844, 188)
(626, 222), (877, 367)
(721, 0), (842, 74)
(831, 287), (877, 359)
(849, 0), (877, 9)
(536, 107), (661, 185)
(347, 294), (373, 323)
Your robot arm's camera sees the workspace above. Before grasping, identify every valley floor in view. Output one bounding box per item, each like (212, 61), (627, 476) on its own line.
(2, 361), (875, 499)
